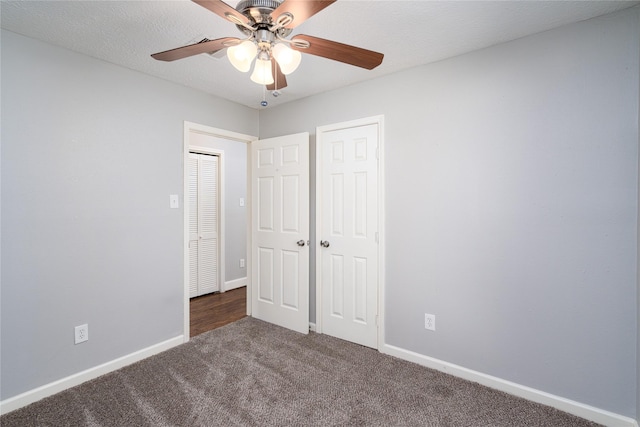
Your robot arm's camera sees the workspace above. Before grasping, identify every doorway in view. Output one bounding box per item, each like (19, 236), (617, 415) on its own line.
(183, 122), (257, 341)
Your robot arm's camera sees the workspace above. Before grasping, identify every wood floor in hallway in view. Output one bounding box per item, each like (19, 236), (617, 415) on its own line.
(190, 286), (246, 337)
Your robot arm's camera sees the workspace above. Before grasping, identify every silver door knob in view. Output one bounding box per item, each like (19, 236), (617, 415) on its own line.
(320, 240), (330, 248)
(296, 240), (306, 247)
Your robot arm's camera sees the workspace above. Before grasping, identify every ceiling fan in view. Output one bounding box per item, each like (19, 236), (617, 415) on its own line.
(151, 0), (384, 96)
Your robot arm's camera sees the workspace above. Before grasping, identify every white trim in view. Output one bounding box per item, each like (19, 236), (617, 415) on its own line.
(315, 131), (322, 333)
(315, 115), (385, 349)
(224, 277), (247, 291)
(183, 122), (257, 341)
(246, 141), (253, 317)
(185, 122), (257, 144)
(381, 343), (638, 427)
(0, 336), (184, 415)
(376, 117), (386, 349)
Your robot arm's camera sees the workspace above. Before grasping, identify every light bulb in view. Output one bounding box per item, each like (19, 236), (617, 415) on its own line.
(226, 40), (257, 72)
(250, 58), (274, 85)
(272, 43), (301, 75)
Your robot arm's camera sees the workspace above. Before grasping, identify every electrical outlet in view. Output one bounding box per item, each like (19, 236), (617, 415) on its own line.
(424, 314), (436, 331)
(75, 324), (89, 344)
(239, 258), (245, 268)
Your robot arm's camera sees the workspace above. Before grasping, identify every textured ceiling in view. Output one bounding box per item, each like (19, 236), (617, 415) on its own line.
(2, 0), (638, 109)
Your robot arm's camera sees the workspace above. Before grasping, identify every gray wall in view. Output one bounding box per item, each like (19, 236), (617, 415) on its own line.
(2, 6), (639, 421)
(189, 132), (248, 282)
(260, 8), (639, 419)
(0, 30), (257, 400)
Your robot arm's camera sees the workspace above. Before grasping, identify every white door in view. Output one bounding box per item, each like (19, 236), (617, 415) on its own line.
(251, 133), (309, 334)
(189, 153), (220, 297)
(318, 123), (379, 348)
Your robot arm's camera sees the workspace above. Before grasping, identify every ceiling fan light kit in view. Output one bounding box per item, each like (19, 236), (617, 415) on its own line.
(251, 56), (274, 85)
(271, 43), (301, 75)
(226, 40), (257, 72)
(151, 0), (384, 103)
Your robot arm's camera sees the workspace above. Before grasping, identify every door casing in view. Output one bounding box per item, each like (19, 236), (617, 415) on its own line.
(183, 121), (257, 342)
(315, 115), (386, 349)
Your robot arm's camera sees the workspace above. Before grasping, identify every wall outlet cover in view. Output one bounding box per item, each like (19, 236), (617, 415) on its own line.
(75, 324), (89, 344)
(424, 314), (436, 331)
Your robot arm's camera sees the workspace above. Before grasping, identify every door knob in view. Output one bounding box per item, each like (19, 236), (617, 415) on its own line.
(296, 240), (306, 247)
(320, 240), (330, 248)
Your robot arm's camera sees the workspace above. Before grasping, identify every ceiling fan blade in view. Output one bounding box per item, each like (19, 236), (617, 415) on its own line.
(267, 58), (288, 90)
(151, 37), (240, 61)
(291, 35), (384, 70)
(270, 0), (336, 29)
(192, 0), (252, 27)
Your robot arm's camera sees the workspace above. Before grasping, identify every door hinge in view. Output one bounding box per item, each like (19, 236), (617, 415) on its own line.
(375, 315), (379, 326)
(375, 232), (379, 244)
(376, 146), (379, 159)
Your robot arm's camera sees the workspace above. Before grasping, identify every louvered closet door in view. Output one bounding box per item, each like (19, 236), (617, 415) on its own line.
(189, 154), (199, 297)
(189, 153), (220, 298)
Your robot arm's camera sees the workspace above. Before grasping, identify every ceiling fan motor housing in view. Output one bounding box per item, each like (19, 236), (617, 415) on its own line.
(235, 0), (287, 34)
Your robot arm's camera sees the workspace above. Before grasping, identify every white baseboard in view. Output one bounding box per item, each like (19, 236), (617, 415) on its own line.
(381, 344), (638, 427)
(223, 277), (246, 292)
(0, 335), (184, 416)
(2, 335), (635, 427)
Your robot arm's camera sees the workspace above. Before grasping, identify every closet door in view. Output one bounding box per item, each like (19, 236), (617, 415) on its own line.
(189, 153), (220, 297)
(189, 154), (199, 297)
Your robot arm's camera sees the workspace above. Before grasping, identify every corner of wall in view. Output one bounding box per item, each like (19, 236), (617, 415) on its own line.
(636, 7), (640, 425)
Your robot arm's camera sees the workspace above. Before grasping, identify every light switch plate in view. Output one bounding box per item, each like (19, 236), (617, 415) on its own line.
(239, 197), (245, 207)
(170, 195), (179, 209)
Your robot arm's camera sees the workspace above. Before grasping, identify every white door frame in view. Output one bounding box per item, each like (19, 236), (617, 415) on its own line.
(315, 115), (386, 349)
(183, 121), (257, 342)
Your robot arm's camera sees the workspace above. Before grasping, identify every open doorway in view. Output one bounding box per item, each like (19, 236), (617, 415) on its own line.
(183, 122), (257, 340)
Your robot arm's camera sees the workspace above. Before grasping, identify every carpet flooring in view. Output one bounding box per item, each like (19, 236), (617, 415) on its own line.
(1, 317), (600, 426)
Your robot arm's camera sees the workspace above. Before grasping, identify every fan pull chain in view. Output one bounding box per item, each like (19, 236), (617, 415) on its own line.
(261, 85), (268, 107)
(272, 62), (280, 98)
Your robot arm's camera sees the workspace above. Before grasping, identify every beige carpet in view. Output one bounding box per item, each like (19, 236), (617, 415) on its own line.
(1, 317), (599, 426)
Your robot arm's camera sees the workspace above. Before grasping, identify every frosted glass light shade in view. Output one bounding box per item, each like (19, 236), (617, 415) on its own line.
(272, 43), (301, 75)
(226, 40), (257, 72)
(250, 58), (274, 85)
